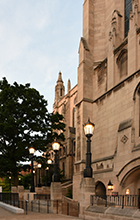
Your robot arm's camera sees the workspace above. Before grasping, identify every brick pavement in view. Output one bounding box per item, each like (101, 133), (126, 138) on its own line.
(0, 206), (82, 220)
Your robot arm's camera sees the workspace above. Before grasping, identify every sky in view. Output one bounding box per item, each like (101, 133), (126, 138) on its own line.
(0, 0), (83, 112)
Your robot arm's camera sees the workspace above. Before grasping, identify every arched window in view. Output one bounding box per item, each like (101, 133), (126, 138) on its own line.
(120, 52), (127, 78)
(117, 49), (128, 79)
(133, 83), (140, 146)
(125, 0), (132, 38)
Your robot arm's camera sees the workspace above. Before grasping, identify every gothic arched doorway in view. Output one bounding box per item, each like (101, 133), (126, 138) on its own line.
(95, 181), (106, 199)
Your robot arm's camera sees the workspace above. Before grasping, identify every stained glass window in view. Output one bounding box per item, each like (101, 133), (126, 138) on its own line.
(125, 0), (132, 37)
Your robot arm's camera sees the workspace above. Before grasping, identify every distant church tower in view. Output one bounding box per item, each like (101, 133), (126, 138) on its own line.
(54, 72), (65, 104)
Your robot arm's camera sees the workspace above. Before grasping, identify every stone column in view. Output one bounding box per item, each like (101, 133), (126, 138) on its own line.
(50, 182), (62, 214)
(79, 177), (95, 217)
(28, 192), (36, 201)
(17, 186), (24, 201)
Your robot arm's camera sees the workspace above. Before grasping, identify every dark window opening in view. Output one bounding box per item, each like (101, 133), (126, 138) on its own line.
(63, 162), (65, 176)
(60, 88), (62, 96)
(73, 108), (76, 128)
(125, 0), (132, 38)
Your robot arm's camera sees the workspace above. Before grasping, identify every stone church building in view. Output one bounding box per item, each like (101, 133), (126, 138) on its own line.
(53, 0), (140, 202)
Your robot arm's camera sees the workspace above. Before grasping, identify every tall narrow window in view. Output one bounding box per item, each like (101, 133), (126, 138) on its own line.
(125, 0), (132, 38)
(63, 162), (65, 177)
(117, 49), (128, 79)
(60, 88), (62, 96)
(73, 108), (76, 128)
(120, 52), (127, 78)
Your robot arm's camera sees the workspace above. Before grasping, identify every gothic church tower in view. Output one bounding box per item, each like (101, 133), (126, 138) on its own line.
(54, 72), (65, 105)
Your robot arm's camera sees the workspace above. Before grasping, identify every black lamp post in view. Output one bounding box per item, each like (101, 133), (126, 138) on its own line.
(83, 118), (95, 178)
(47, 159), (52, 186)
(9, 176), (11, 191)
(46, 167), (49, 186)
(52, 140), (60, 182)
(38, 163), (42, 187)
(29, 147), (35, 192)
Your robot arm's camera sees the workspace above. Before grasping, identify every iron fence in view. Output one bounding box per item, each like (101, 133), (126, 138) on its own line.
(26, 200), (53, 214)
(90, 195), (139, 209)
(0, 193), (78, 216)
(0, 193), (19, 206)
(34, 194), (50, 200)
(0, 193), (59, 215)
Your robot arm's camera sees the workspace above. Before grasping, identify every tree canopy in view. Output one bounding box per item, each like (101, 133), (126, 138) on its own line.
(0, 77), (65, 186)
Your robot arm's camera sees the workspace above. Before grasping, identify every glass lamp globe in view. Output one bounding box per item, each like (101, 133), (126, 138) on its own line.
(37, 163), (42, 168)
(52, 140), (60, 151)
(29, 147), (35, 155)
(83, 118), (95, 138)
(47, 159), (52, 164)
(126, 189), (130, 195)
(107, 180), (113, 190)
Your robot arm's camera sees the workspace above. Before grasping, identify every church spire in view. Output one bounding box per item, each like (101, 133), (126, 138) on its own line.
(57, 71), (63, 83)
(55, 72), (65, 103)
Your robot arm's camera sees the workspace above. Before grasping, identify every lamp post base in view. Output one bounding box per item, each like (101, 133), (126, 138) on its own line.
(53, 173), (60, 182)
(30, 186), (35, 192)
(80, 177), (95, 216)
(83, 167), (92, 178)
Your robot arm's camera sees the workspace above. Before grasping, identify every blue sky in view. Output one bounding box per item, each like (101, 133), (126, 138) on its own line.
(0, 0), (83, 112)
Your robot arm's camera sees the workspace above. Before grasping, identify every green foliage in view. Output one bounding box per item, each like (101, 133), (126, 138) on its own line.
(59, 168), (65, 182)
(20, 173), (31, 189)
(0, 78), (65, 185)
(49, 112), (65, 143)
(66, 188), (72, 199)
(0, 177), (12, 192)
(41, 175), (47, 186)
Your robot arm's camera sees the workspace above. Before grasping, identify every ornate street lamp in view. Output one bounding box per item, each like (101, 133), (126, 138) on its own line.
(107, 180), (113, 191)
(9, 176), (11, 191)
(52, 140), (60, 182)
(47, 159), (52, 186)
(29, 147), (35, 192)
(83, 118), (95, 178)
(46, 167), (49, 186)
(37, 163), (42, 187)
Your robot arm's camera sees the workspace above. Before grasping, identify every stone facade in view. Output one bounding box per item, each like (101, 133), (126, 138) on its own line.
(53, 72), (77, 181)
(53, 0), (140, 203)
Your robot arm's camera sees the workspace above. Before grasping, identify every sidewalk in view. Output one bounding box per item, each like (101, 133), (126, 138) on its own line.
(0, 206), (82, 220)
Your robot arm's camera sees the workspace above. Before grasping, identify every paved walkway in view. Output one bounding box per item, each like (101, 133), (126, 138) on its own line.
(0, 206), (82, 220)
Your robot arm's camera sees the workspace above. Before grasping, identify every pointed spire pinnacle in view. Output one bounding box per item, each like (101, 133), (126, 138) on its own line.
(67, 79), (71, 93)
(57, 71), (63, 83)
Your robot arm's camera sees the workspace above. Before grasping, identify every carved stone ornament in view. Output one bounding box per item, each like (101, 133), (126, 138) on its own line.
(121, 135), (128, 144)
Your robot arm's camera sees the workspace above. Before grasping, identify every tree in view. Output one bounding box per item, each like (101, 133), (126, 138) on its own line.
(20, 174), (31, 189)
(0, 77), (65, 186)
